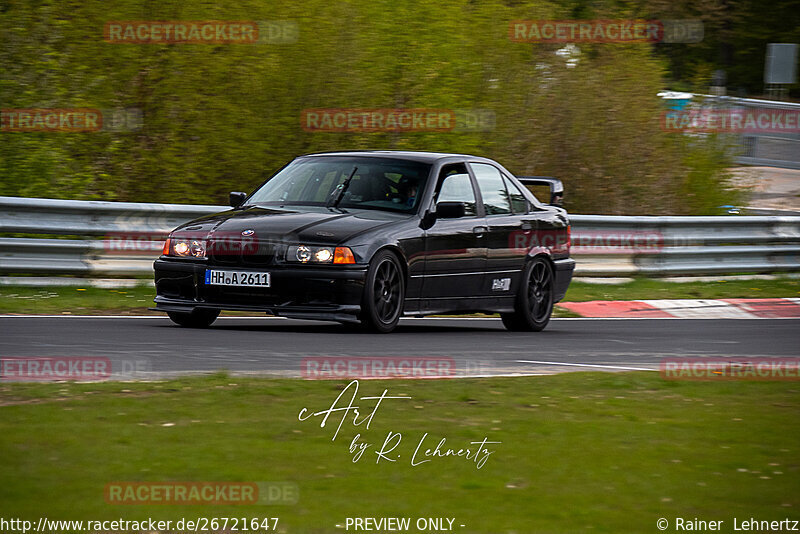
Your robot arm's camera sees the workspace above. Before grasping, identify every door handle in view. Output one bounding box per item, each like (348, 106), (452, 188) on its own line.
(473, 226), (488, 237)
(520, 222), (533, 231)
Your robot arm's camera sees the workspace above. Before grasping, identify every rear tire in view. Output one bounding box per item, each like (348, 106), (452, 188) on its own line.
(501, 258), (554, 332)
(167, 309), (220, 328)
(359, 250), (405, 333)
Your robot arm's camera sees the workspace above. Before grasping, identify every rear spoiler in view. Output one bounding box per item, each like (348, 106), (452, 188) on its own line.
(516, 176), (564, 207)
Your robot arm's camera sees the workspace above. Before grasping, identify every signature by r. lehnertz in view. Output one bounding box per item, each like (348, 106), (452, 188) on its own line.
(298, 380), (500, 469)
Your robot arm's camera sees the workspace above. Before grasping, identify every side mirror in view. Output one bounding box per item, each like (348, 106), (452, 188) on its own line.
(435, 201), (466, 219)
(229, 191), (247, 208)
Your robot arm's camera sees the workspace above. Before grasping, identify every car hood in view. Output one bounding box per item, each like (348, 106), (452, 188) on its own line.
(173, 205), (408, 245)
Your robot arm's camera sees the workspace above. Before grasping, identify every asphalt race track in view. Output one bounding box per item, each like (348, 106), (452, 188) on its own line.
(1, 316), (798, 379)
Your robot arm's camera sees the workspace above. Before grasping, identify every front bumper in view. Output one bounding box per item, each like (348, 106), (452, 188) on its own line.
(152, 258), (368, 322)
(552, 258), (576, 303)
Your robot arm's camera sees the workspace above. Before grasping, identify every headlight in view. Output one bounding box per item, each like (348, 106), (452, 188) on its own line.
(163, 237), (206, 258)
(286, 245), (355, 264)
(174, 241), (190, 255)
(296, 245), (313, 263)
(314, 248), (333, 262)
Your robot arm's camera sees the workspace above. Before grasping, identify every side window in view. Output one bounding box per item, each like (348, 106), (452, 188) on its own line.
(436, 164), (477, 216)
(471, 163), (511, 215)
(503, 175), (529, 214)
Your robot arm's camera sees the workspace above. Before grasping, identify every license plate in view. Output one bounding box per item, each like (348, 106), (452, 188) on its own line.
(205, 269), (270, 287)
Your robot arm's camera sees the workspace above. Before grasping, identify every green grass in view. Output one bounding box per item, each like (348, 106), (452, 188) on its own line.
(0, 277), (797, 316)
(0, 286), (158, 315)
(1, 373), (797, 533)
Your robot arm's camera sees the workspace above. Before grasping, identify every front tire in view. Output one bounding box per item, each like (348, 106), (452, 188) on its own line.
(167, 309), (220, 328)
(359, 250), (405, 333)
(501, 258), (554, 332)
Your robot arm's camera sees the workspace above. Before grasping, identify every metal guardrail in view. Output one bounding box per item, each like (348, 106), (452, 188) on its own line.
(568, 214), (800, 275)
(0, 196), (217, 235)
(737, 136), (800, 170)
(687, 94), (800, 169)
(1, 196), (799, 277)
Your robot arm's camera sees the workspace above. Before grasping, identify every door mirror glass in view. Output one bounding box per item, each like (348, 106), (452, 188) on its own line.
(436, 201), (467, 219)
(229, 191), (247, 207)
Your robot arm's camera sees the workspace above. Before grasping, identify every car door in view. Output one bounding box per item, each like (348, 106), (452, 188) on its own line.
(468, 162), (535, 297)
(419, 163), (487, 302)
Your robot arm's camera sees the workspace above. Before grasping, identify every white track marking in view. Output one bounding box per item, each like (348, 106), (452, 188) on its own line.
(637, 299), (759, 319)
(516, 359), (656, 371)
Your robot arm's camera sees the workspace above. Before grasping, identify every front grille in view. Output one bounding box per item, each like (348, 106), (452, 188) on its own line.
(242, 250), (274, 265)
(202, 285), (288, 307)
(201, 284), (338, 308)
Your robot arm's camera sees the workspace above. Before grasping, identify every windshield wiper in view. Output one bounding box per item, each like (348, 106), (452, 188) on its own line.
(326, 166), (358, 209)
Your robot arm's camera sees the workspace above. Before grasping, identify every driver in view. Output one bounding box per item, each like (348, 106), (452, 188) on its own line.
(396, 176), (419, 208)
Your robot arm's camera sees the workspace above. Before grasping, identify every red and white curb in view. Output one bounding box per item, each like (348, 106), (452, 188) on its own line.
(558, 298), (800, 319)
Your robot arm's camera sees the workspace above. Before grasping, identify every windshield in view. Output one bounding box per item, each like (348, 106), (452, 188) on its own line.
(246, 157), (432, 213)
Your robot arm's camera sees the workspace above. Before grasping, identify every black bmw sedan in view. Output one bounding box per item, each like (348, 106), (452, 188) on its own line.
(153, 151), (575, 333)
